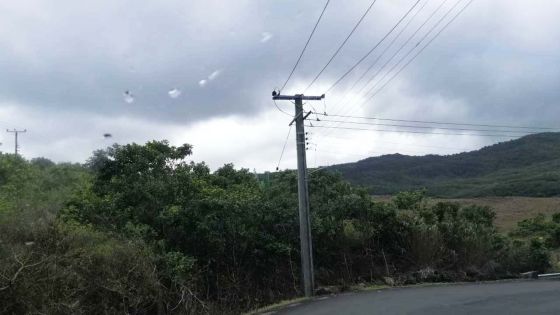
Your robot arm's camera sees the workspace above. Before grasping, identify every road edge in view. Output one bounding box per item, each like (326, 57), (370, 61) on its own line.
(245, 278), (542, 315)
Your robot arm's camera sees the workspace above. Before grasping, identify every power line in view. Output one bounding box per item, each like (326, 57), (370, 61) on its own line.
(307, 124), (528, 138)
(304, 0), (379, 92)
(273, 99), (293, 116)
(276, 125), (293, 170)
(314, 148), (427, 158)
(313, 112), (560, 131)
(317, 118), (538, 134)
(308, 1), (488, 181)
(316, 136), (466, 154)
(368, 0), (474, 101)
(347, 0), (450, 108)
(280, 0), (331, 92)
(324, 0), (423, 94)
(319, 133), (473, 151)
(316, 0), (472, 141)
(311, 132), (481, 171)
(351, 0), (464, 116)
(313, 0), (451, 140)
(314, 143), (466, 157)
(326, 0), (431, 113)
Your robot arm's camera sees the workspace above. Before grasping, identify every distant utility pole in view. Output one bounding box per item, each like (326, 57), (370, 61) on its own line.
(272, 91), (325, 297)
(6, 129), (26, 156)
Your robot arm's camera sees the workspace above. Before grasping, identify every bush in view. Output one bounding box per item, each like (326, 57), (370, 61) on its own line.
(514, 214), (555, 237)
(1, 143), (556, 314)
(511, 212), (560, 250)
(528, 238), (551, 273)
(0, 223), (165, 314)
(552, 212), (560, 224)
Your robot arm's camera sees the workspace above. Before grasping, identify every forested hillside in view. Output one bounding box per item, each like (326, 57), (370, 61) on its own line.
(330, 133), (560, 197)
(0, 141), (553, 314)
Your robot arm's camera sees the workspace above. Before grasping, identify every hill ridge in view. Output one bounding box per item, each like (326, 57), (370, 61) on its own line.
(329, 132), (560, 197)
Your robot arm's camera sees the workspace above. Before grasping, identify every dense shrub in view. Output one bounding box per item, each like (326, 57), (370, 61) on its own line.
(511, 211), (560, 253)
(0, 142), (554, 314)
(514, 214), (555, 237)
(0, 223), (163, 314)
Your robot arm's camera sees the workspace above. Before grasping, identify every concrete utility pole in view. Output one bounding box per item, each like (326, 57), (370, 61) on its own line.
(272, 91), (325, 297)
(6, 129), (26, 156)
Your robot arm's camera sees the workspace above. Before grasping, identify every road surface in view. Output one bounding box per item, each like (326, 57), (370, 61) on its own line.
(277, 280), (560, 315)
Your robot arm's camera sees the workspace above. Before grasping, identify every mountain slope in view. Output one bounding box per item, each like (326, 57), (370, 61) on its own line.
(329, 133), (560, 197)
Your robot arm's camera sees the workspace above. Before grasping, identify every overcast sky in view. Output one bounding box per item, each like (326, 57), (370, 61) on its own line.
(1, 0), (559, 171)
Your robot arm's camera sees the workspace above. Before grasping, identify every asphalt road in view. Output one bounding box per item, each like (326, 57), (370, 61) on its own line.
(277, 280), (560, 315)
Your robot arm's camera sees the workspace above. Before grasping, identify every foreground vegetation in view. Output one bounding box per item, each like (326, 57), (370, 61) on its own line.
(0, 141), (553, 314)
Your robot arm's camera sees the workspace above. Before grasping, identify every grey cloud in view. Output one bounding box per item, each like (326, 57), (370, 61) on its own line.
(0, 0), (559, 168)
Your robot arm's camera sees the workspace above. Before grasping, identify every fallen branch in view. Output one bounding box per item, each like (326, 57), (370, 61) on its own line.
(0, 254), (44, 291)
